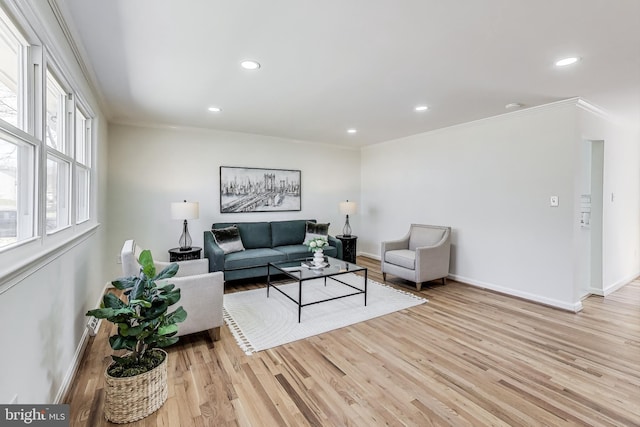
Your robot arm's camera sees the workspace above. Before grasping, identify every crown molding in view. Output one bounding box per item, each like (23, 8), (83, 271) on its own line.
(45, 0), (110, 118)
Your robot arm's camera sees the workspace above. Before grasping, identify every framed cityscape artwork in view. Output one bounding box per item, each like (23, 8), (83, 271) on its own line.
(219, 166), (302, 213)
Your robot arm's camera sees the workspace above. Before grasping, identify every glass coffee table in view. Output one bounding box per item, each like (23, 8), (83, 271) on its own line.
(267, 256), (368, 322)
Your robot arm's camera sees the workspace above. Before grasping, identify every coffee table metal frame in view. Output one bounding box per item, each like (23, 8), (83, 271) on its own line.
(267, 256), (368, 322)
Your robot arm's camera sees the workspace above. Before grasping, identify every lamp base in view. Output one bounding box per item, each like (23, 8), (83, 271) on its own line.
(178, 220), (193, 252)
(342, 215), (352, 237)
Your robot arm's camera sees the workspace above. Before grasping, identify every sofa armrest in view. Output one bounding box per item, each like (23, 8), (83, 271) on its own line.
(157, 271), (224, 337)
(155, 259), (208, 277)
(328, 235), (343, 260)
(204, 230), (225, 272)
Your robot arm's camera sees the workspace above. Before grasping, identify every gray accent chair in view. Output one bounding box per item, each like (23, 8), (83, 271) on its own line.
(381, 224), (451, 291)
(121, 240), (225, 342)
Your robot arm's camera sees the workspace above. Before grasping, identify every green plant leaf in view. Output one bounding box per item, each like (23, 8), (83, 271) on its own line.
(158, 323), (178, 336)
(129, 299), (152, 308)
(120, 323), (145, 337)
(139, 250), (156, 278)
(110, 335), (135, 351)
(86, 306), (134, 320)
(102, 293), (126, 309)
(155, 336), (179, 348)
(156, 263), (178, 280)
(112, 277), (137, 290)
(143, 303), (170, 320)
(166, 306), (187, 324)
(156, 283), (176, 292)
(160, 289), (181, 305)
(111, 355), (130, 365)
(130, 277), (145, 300)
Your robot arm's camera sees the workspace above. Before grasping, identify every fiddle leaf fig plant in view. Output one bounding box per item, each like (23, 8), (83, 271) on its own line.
(87, 249), (187, 376)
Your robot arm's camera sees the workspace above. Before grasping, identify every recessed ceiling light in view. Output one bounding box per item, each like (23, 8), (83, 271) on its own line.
(347, 129), (357, 134)
(240, 60), (261, 70)
(555, 57), (580, 67)
(208, 106), (222, 112)
(505, 103), (524, 109)
(414, 105), (429, 112)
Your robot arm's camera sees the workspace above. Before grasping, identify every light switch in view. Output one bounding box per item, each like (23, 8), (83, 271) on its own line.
(550, 196), (559, 207)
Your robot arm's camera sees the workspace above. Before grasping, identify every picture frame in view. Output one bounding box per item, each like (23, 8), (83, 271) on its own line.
(220, 166), (301, 213)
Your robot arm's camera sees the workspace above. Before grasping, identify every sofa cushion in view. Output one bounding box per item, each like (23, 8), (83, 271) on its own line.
(211, 225), (245, 254)
(214, 222), (271, 249)
(275, 244), (339, 261)
(223, 248), (286, 270)
(303, 221), (329, 244)
(271, 220), (308, 247)
(274, 244), (310, 260)
(409, 227), (446, 250)
(385, 249), (416, 270)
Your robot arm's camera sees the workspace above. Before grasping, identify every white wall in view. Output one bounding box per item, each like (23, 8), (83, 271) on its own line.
(106, 123), (360, 279)
(0, 0), (109, 404)
(578, 104), (640, 294)
(362, 100), (605, 311)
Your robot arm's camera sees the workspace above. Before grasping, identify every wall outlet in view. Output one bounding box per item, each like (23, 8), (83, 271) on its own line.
(10, 394), (17, 404)
(87, 317), (100, 336)
(550, 196), (559, 207)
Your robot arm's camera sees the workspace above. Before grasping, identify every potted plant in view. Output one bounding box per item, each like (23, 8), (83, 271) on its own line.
(306, 237), (329, 266)
(86, 249), (187, 423)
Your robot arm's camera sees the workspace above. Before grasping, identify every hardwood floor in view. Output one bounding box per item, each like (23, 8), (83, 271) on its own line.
(65, 257), (640, 426)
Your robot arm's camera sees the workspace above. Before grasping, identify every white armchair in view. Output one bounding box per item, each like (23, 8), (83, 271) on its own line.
(381, 224), (451, 291)
(121, 240), (224, 342)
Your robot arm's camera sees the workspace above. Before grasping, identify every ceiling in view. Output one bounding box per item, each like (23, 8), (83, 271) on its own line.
(57, 0), (640, 147)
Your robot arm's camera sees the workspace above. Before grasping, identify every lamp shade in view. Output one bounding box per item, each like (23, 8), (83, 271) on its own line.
(171, 201), (199, 220)
(339, 200), (357, 215)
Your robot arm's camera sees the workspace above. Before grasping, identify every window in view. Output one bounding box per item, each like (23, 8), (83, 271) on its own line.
(75, 165), (89, 223)
(0, 6), (95, 252)
(75, 107), (90, 223)
(45, 69), (67, 154)
(0, 135), (34, 248)
(75, 108), (89, 165)
(46, 154), (70, 232)
(0, 7), (27, 130)
(45, 68), (72, 234)
(0, 6), (34, 249)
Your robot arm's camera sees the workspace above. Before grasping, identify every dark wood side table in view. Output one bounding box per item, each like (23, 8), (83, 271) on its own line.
(169, 246), (202, 262)
(336, 235), (357, 264)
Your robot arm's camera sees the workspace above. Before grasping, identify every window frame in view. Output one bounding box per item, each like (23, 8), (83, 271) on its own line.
(43, 64), (74, 235)
(0, 3), (97, 257)
(0, 4), (28, 132)
(73, 104), (91, 224)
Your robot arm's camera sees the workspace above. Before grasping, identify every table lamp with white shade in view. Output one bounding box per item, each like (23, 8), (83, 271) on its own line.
(339, 200), (357, 237)
(171, 200), (199, 250)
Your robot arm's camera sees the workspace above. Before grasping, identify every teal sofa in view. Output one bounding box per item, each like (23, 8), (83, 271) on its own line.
(204, 219), (343, 281)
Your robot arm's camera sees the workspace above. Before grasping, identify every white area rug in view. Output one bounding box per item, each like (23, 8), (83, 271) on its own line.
(223, 274), (427, 354)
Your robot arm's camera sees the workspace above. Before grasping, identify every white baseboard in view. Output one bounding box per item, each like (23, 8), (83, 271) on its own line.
(55, 327), (91, 404)
(586, 287), (604, 297)
(362, 253), (583, 311)
(54, 281), (110, 404)
(447, 274), (583, 312)
(602, 271), (640, 296)
(359, 251), (380, 260)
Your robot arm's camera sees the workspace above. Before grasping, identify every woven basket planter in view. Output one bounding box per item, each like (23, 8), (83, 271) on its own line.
(103, 349), (168, 424)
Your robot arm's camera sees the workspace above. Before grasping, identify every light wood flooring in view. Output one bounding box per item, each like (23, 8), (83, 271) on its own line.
(65, 256), (640, 426)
